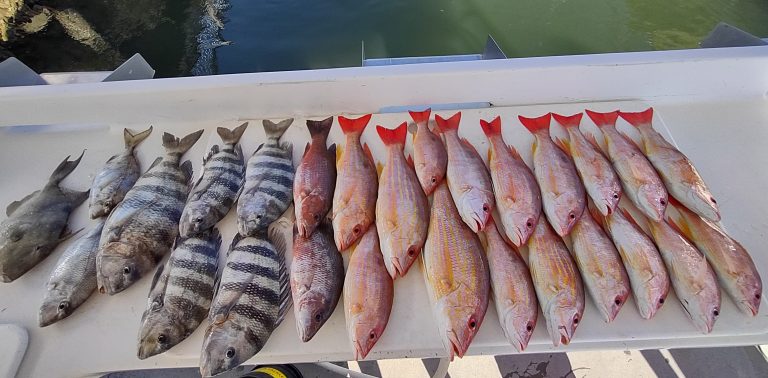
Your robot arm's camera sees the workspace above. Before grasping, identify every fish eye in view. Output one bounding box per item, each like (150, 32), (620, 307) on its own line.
(613, 193), (619, 199)
(526, 322), (533, 332)
(659, 298), (665, 304)
(104, 200), (113, 207)
(194, 217), (203, 224)
(659, 198), (666, 205)
(9, 230), (23, 242)
(315, 313), (323, 322)
(157, 334), (167, 344)
(710, 197), (717, 204)
(369, 331), (376, 340)
(431, 177), (437, 183)
(123, 266), (132, 275)
(569, 212), (576, 219)
(573, 316), (579, 325)
(225, 347), (235, 359)
(407, 247), (416, 257)
(468, 318), (477, 329)
(482, 205), (489, 212)
(756, 293), (761, 300)
(526, 219), (533, 228)
(256, 214), (262, 220)
(614, 298), (622, 305)
(713, 309), (719, 317)
(58, 301), (69, 311)
(353, 226), (360, 235)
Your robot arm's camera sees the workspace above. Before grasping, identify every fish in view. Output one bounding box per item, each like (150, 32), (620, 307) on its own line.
(39, 218), (105, 327)
(200, 223), (291, 377)
(568, 210), (630, 322)
(89, 126), (153, 219)
(591, 206), (669, 319)
(180, 123), (248, 237)
(479, 116), (542, 247)
(0, 152), (89, 282)
(552, 113), (621, 216)
(375, 122), (430, 278)
(435, 112), (494, 232)
(138, 228), (221, 359)
(332, 114), (378, 251)
(585, 110), (667, 221)
(644, 211), (721, 333)
(526, 215), (584, 346)
(237, 119), (294, 236)
(480, 217), (537, 352)
(619, 108), (720, 221)
(668, 199), (761, 316)
(291, 221), (344, 342)
(422, 181), (489, 360)
(294, 117), (336, 238)
(97, 130), (204, 295)
(519, 113), (585, 237)
(408, 109), (447, 195)
(343, 225), (393, 360)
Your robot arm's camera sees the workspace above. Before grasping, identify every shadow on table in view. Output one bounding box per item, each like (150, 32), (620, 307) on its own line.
(494, 352), (574, 378)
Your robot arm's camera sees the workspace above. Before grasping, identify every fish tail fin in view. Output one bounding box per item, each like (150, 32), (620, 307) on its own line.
(263, 118), (293, 141)
(585, 109), (619, 128)
(217, 122), (249, 145)
(619, 108), (654, 127)
(123, 126), (153, 150)
(479, 116), (502, 138)
(306, 117), (334, 141)
(518, 113), (552, 134)
(338, 114), (372, 136)
(552, 113), (583, 129)
(376, 122), (408, 147)
(409, 108), (432, 125)
(434, 112), (462, 133)
(48, 150), (85, 185)
(162, 130), (204, 156)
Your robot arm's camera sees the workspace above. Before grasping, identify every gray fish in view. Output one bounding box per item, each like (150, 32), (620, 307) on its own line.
(200, 224), (291, 377)
(291, 221), (344, 342)
(39, 218), (105, 327)
(0, 152), (89, 282)
(97, 130), (204, 295)
(89, 126), (153, 219)
(180, 123), (248, 237)
(138, 228), (222, 359)
(237, 119), (294, 236)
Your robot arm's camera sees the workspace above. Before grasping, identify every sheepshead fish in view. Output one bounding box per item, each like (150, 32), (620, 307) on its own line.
(409, 109), (447, 195)
(375, 122), (429, 278)
(294, 117), (336, 238)
(593, 207), (669, 319)
(89, 126), (153, 218)
(97, 130), (204, 295)
(481, 217), (537, 352)
(435, 112), (494, 232)
(645, 214), (721, 333)
(668, 200), (761, 316)
(237, 119), (294, 235)
(332, 114), (378, 251)
(519, 113), (585, 237)
(480, 116), (541, 247)
(39, 218), (105, 327)
(526, 216), (584, 346)
(343, 225), (393, 360)
(569, 210), (630, 322)
(138, 228), (221, 359)
(423, 181), (489, 360)
(0, 152), (89, 282)
(586, 110), (667, 221)
(291, 221), (344, 342)
(181, 124), (247, 237)
(200, 226), (290, 377)
(552, 113), (621, 216)
(620, 108), (720, 221)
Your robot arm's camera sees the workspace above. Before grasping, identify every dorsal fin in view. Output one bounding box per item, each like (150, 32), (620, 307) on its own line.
(553, 137), (571, 157)
(6, 191), (38, 216)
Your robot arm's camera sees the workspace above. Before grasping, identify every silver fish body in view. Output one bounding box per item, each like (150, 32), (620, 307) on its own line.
(138, 228), (221, 359)
(39, 218), (105, 326)
(0, 152), (89, 282)
(180, 124), (248, 237)
(237, 119), (294, 236)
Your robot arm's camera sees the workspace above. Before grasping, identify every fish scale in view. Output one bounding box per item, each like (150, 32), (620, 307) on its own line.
(137, 228), (221, 359)
(200, 228), (290, 377)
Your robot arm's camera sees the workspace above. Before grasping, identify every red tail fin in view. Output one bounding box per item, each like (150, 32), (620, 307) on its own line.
(552, 113), (583, 129)
(376, 122), (408, 146)
(409, 108), (432, 125)
(518, 113), (552, 134)
(585, 110), (619, 128)
(435, 112), (462, 133)
(479, 116), (502, 137)
(619, 108), (654, 127)
(338, 114), (372, 135)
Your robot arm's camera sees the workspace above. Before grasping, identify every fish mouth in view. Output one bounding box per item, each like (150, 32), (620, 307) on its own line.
(137, 344), (155, 360)
(557, 325), (572, 346)
(352, 340), (367, 360)
(512, 226), (526, 247)
(390, 257), (404, 279)
(446, 330), (465, 360)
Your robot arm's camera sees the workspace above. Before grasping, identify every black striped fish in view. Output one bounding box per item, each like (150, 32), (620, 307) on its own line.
(236, 119), (294, 236)
(97, 130), (204, 295)
(200, 224), (291, 377)
(137, 228), (222, 359)
(180, 123), (248, 237)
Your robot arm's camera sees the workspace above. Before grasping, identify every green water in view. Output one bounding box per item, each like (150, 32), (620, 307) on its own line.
(4, 0), (768, 77)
